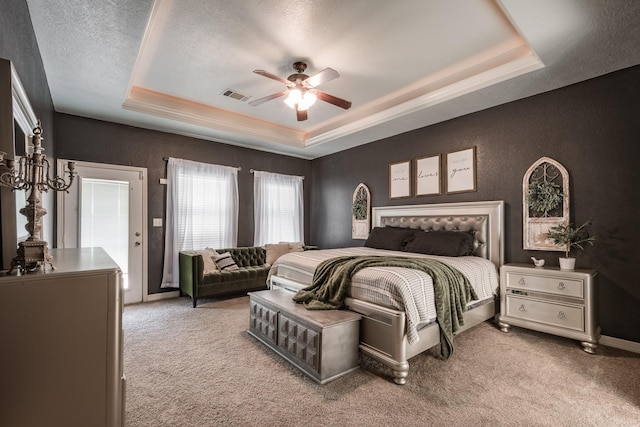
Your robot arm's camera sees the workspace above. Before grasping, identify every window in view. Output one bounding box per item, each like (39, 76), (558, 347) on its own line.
(81, 178), (129, 287)
(161, 158), (238, 288)
(253, 171), (304, 246)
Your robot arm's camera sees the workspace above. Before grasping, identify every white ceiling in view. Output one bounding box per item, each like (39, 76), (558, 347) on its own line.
(25, 0), (640, 159)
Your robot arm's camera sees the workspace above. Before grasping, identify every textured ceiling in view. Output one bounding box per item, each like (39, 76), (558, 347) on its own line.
(25, 0), (640, 159)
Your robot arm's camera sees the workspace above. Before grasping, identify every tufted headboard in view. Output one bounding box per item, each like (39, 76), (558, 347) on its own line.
(372, 201), (504, 268)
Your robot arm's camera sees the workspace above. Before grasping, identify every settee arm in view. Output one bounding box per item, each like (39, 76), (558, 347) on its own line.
(179, 252), (204, 308)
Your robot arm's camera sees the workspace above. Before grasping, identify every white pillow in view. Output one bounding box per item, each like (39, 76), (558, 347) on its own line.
(194, 249), (219, 274)
(265, 243), (292, 265)
(287, 241), (305, 252)
(213, 251), (239, 271)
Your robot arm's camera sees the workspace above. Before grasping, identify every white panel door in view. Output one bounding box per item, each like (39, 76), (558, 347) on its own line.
(57, 160), (147, 304)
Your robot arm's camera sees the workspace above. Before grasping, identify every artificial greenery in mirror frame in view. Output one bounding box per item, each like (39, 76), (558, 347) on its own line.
(527, 180), (565, 218)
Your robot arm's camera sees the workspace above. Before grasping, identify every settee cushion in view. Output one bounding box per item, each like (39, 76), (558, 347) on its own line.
(201, 265), (269, 285)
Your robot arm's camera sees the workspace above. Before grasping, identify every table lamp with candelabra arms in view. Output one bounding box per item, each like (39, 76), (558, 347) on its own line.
(0, 120), (75, 273)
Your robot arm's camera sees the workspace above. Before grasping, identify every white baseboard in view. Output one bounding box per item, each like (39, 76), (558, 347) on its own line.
(145, 290), (180, 302)
(600, 335), (640, 354)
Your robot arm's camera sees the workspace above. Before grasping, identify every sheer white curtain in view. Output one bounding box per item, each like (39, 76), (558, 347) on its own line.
(253, 170), (304, 246)
(161, 158), (239, 288)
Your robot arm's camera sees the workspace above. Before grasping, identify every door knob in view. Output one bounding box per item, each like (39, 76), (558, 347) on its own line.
(135, 232), (141, 237)
(135, 241), (141, 246)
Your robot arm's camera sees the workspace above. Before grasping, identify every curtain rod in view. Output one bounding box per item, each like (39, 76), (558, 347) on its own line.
(160, 159), (303, 178)
(251, 169), (304, 179)
(162, 157), (242, 171)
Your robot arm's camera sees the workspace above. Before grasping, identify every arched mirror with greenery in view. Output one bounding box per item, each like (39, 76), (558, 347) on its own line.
(352, 183), (371, 239)
(523, 157), (570, 250)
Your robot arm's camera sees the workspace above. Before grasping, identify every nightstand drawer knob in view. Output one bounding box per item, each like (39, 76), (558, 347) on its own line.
(518, 278), (526, 285)
(558, 311), (566, 320)
(558, 282), (565, 290)
(519, 304), (526, 312)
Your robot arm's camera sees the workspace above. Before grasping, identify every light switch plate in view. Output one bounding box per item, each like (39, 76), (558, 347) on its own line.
(153, 218), (163, 227)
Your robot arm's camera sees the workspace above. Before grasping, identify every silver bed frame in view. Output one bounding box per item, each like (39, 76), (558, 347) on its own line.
(271, 200), (504, 385)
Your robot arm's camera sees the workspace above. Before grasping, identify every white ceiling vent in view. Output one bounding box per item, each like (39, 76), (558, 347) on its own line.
(222, 89), (250, 102)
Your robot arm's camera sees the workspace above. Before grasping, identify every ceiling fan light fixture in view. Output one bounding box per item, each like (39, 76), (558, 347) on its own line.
(284, 88), (302, 109)
(297, 92), (317, 111)
(284, 89), (317, 111)
(251, 62), (350, 120)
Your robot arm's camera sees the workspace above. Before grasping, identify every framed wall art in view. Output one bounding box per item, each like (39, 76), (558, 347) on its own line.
(415, 154), (441, 196)
(445, 146), (476, 194)
(389, 160), (411, 199)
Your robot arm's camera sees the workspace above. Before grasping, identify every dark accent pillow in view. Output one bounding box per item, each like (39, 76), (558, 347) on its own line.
(364, 227), (417, 251)
(402, 230), (475, 257)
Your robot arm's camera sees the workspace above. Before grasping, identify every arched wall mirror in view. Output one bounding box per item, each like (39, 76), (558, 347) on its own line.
(0, 59), (38, 269)
(522, 156), (570, 251)
(352, 183), (371, 239)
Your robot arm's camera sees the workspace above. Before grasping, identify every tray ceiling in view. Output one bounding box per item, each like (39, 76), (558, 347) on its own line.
(25, 0), (640, 159)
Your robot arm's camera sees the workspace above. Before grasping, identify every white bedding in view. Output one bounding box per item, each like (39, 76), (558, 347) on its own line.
(268, 247), (500, 344)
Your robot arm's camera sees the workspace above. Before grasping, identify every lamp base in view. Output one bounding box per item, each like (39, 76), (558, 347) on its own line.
(8, 240), (55, 274)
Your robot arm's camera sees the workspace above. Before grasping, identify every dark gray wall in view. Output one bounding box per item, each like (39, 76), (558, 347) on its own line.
(311, 65), (640, 343)
(0, 0), (55, 263)
(55, 114), (312, 294)
(0, 0), (55, 136)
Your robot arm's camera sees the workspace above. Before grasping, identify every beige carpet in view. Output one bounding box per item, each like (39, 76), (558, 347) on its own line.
(123, 295), (640, 427)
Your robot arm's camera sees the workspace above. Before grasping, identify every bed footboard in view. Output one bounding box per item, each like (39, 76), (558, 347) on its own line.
(344, 297), (412, 384)
(271, 275), (497, 385)
(346, 297), (497, 385)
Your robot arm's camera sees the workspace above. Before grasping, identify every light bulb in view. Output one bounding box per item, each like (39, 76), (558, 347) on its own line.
(284, 88), (302, 109)
(297, 92), (317, 111)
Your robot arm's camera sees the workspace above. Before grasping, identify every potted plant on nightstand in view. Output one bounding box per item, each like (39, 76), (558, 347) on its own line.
(546, 221), (596, 270)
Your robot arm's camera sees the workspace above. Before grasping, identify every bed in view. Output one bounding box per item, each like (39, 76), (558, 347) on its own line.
(269, 200), (504, 384)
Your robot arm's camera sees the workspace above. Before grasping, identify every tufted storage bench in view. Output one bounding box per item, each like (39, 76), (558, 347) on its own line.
(179, 246), (269, 307)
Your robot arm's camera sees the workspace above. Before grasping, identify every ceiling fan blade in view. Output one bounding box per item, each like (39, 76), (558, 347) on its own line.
(303, 68), (339, 88)
(314, 90), (352, 110)
(253, 70), (295, 87)
(249, 90), (287, 106)
(296, 108), (308, 121)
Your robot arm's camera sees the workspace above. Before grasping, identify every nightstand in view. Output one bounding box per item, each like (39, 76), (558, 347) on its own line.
(497, 263), (600, 353)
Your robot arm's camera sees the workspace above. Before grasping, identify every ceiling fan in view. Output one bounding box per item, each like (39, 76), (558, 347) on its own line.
(249, 61), (352, 121)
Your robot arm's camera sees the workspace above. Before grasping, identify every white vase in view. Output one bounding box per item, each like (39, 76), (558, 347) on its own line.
(559, 257), (576, 270)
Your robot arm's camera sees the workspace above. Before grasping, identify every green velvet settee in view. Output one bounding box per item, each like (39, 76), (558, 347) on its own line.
(179, 246), (269, 308)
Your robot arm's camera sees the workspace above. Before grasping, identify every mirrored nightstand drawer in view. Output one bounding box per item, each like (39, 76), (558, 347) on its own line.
(505, 272), (583, 298)
(505, 295), (584, 332)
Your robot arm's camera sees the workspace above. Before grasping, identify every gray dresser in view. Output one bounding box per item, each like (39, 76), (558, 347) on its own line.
(0, 248), (125, 427)
(498, 263), (599, 353)
(248, 289), (361, 384)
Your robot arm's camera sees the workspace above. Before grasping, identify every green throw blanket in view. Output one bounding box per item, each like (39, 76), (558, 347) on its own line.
(292, 255), (478, 359)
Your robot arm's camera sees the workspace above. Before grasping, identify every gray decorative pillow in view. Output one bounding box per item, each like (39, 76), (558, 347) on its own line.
(364, 227), (417, 251)
(402, 230), (475, 257)
(213, 251), (239, 271)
